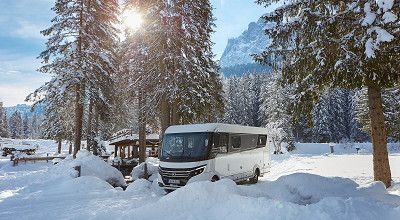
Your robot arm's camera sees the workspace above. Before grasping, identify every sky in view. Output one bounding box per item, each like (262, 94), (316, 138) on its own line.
(0, 0), (268, 107)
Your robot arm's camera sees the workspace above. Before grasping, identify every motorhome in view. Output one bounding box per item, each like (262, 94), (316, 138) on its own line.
(158, 123), (270, 191)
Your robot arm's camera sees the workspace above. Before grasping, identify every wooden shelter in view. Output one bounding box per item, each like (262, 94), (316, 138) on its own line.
(109, 130), (160, 161)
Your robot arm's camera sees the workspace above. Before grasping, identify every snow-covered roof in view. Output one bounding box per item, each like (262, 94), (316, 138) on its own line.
(109, 134), (160, 145)
(165, 123), (268, 135)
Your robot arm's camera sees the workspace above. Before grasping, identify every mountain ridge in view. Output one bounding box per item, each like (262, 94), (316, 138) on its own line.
(219, 16), (272, 77)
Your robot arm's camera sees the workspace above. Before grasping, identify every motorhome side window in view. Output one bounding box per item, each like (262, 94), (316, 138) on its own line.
(212, 133), (228, 153)
(241, 135), (258, 149)
(219, 133), (228, 153)
(231, 136), (241, 149)
(258, 135), (267, 147)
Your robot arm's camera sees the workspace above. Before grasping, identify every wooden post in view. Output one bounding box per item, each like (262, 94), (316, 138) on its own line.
(57, 140), (62, 154)
(69, 142), (72, 154)
(74, 166), (81, 177)
(128, 146), (131, 159)
(114, 145), (117, 157)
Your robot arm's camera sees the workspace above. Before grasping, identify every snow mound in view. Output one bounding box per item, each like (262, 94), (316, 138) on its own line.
(123, 174), (400, 220)
(131, 157), (159, 181)
(52, 150), (126, 187)
(126, 179), (152, 193)
(240, 173), (400, 206)
(45, 176), (114, 195)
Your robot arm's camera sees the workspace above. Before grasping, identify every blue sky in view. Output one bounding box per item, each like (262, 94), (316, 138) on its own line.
(0, 0), (269, 107)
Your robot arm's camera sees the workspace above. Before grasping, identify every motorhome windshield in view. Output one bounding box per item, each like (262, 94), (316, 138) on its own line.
(160, 132), (212, 162)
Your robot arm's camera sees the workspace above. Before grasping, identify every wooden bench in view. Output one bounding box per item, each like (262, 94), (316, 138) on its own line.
(12, 155), (66, 166)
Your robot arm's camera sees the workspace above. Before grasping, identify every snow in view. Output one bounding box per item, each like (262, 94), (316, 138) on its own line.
(54, 150), (126, 187)
(0, 138), (69, 156)
(376, 0), (394, 12)
(365, 26), (394, 58)
(382, 11), (398, 23)
(362, 3), (376, 26)
(290, 142), (400, 155)
(131, 157), (159, 181)
(109, 133), (159, 145)
(0, 143), (399, 219)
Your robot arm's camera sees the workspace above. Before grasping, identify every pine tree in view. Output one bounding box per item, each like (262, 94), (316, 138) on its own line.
(30, 113), (40, 139)
(9, 111), (24, 139)
(124, 0), (224, 135)
(256, 0), (400, 187)
(223, 76), (246, 125)
(0, 102), (9, 138)
(223, 74), (265, 126)
(312, 88), (356, 143)
(260, 72), (294, 152)
(22, 114), (30, 139)
(32, 0), (119, 157)
(355, 88), (400, 142)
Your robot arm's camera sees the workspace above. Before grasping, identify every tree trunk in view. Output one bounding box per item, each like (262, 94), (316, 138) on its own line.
(93, 105), (99, 156)
(69, 141), (72, 154)
(73, 83), (84, 158)
(171, 101), (180, 125)
(57, 139), (62, 154)
(86, 98), (93, 152)
(160, 95), (170, 137)
(138, 91), (147, 164)
(367, 86), (392, 187)
(73, 0), (85, 159)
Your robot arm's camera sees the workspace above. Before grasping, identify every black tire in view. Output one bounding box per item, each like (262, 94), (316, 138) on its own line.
(249, 170), (259, 184)
(211, 175), (219, 182)
(165, 189), (174, 193)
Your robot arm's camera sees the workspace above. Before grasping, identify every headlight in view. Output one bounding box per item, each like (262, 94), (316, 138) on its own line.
(191, 166), (206, 177)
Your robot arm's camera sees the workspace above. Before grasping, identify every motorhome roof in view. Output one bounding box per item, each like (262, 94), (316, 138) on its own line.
(164, 123), (268, 135)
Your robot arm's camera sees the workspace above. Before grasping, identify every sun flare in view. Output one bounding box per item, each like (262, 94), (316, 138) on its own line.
(121, 9), (143, 32)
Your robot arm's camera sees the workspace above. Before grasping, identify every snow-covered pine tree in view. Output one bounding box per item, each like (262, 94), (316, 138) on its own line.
(256, 0), (400, 187)
(0, 102), (9, 138)
(124, 0), (224, 134)
(223, 76), (246, 125)
(355, 88), (400, 142)
(84, 0), (118, 154)
(9, 111), (24, 139)
(223, 74), (265, 126)
(384, 88), (400, 142)
(312, 90), (333, 142)
(312, 88), (356, 143)
(22, 114), (30, 139)
(28, 77), (74, 152)
(37, 0), (88, 156)
(176, 0), (224, 124)
(35, 0), (119, 157)
(30, 113), (40, 139)
(259, 72), (294, 153)
(243, 74), (264, 127)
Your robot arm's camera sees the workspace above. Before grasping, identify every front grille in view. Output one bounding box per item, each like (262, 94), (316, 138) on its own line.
(160, 169), (191, 178)
(159, 165), (205, 188)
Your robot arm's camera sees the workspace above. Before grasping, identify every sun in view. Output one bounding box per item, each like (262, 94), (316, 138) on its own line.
(121, 9), (143, 33)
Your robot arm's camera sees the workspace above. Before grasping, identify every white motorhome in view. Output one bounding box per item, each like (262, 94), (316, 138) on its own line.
(157, 123), (270, 191)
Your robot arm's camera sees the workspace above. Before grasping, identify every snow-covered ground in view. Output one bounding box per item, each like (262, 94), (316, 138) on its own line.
(0, 138), (70, 157)
(0, 142), (399, 219)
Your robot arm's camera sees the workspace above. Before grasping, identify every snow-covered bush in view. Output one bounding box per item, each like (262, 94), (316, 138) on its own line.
(52, 150), (126, 187)
(131, 157), (159, 182)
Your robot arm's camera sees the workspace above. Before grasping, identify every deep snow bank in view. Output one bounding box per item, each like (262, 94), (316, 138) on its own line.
(131, 157), (159, 182)
(124, 174), (400, 220)
(53, 150), (126, 187)
(292, 142), (400, 155)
